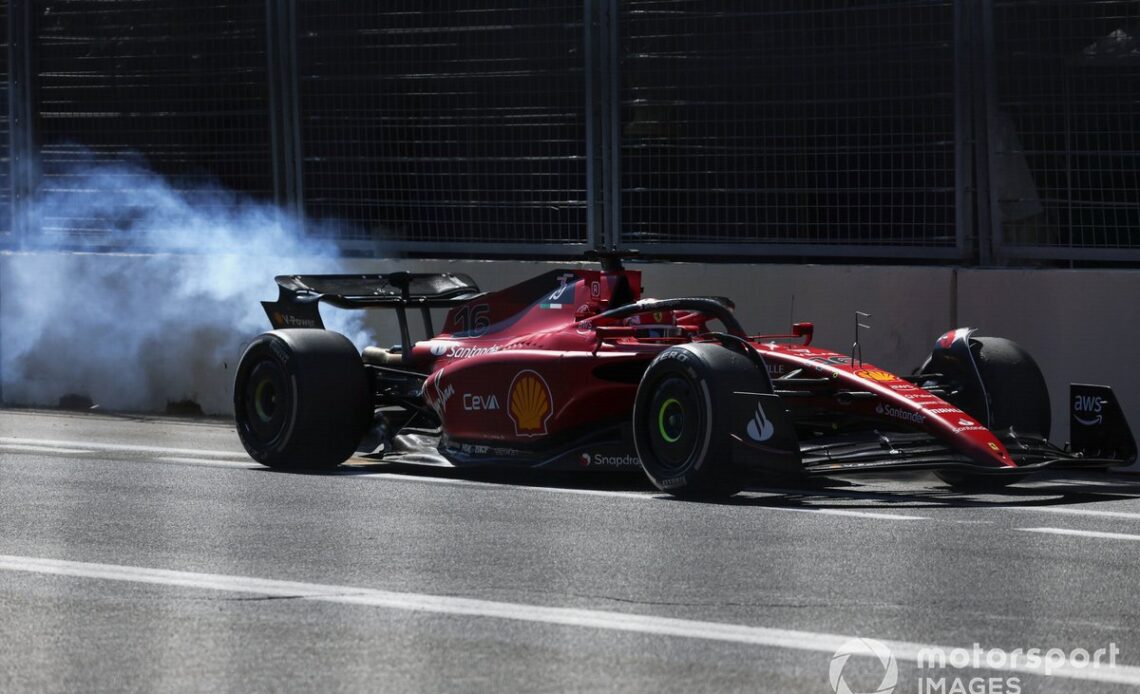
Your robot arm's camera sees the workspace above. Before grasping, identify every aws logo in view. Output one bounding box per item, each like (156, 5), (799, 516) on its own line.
(1074, 394), (1105, 426)
(508, 370), (553, 436)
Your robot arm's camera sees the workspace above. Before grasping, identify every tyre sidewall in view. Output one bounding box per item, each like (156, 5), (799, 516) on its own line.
(634, 344), (763, 497)
(634, 350), (717, 491)
(235, 334), (303, 464)
(234, 329), (369, 469)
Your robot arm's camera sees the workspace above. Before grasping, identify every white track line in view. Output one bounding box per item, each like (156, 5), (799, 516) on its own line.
(1007, 507), (1140, 521)
(1020, 527), (1140, 542)
(0, 435), (929, 516)
(760, 506), (926, 521)
(0, 436), (241, 459)
(156, 457), (259, 469)
(1021, 479), (1124, 488)
(1, 554), (1136, 686)
(0, 433), (925, 515)
(352, 472), (927, 517)
(0, 443), (93, 455)
(348, 472), (658, 499)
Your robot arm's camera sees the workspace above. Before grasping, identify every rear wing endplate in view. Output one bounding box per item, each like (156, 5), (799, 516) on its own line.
(262, 272), (483, 346)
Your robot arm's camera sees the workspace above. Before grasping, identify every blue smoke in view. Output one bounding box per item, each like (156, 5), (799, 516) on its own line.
(1, 155), (374, 414)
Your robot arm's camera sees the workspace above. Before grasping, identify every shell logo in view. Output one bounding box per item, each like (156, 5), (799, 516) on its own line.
(508, 370), (553, 436)
(854, 369), (895, 382)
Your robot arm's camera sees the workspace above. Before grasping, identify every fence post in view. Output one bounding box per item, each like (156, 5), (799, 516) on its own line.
(602, 0), (621, 251)
(8, 0), (36, 244)
(584, 0), (601, 250)
(953, 0), (974, 262)
(266, 0), (304, 226)
(585, 0), (620, 253)
(4, 0), (38, 403)
(973, 0), (999, 265)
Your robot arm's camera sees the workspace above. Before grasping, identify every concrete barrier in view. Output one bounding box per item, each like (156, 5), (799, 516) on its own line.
(957, 268), (1140, 448)
(1, 253), (1135, 451)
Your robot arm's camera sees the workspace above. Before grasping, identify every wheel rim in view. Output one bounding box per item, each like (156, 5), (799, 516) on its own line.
(253, 378), (277, 422)
(242, 359), (291, 444)
(645, 375), (703, 471)
(657, 398), (684, 443)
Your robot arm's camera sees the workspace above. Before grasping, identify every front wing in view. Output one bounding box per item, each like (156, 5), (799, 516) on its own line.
(798, 430), (1124, 477)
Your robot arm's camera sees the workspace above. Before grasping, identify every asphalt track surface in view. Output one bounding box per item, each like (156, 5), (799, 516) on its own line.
(4, 410), (1140, 693)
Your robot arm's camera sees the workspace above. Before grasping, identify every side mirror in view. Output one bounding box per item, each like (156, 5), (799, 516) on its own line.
(792, 322), (814, 345)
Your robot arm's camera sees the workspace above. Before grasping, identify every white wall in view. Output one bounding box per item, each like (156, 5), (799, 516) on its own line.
(1, 253), (1134, 450)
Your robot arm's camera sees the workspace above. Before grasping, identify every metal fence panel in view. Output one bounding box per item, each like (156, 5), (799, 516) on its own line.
(618, 0), (962, 253)
(2, 0), (1136, 263)
(989, 0), (1140, 261)
(296, 1), (590, 251)
(33, 0), (273, 245)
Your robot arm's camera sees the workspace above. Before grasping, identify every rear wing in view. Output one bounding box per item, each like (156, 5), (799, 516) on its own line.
(262, 272), (483, 345)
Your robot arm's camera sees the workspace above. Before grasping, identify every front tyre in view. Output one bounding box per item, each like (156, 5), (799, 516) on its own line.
(634, 343), (767, 499)
(234, 329), (370, 470)
(923, 335), (1049, 491)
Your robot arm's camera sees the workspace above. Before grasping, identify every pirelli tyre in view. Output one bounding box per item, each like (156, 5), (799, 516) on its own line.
(234, 329), (370, 470)
(633, 343), (767, 499)
(923, 335), (1050, 490)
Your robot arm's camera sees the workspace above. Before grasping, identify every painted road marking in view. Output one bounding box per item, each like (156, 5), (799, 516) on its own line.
(0, 443), (93, 455)
(156, 457), (259, 469)
(0, 436), (929, 516)
(758, 506), (926, 521)
(1019, 527), (1140, 542)
(1, 554), (1137, 686)
(1020, 479), (1124, 488)
(347, 471), (658, 500)
(352, 472), (927, 517)
(0, 437), (241, 459)
(1007, 507), (1140, 521)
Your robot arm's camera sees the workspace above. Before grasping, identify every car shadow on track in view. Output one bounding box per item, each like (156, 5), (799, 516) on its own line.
(266, 460), (1140, 512)
(271, 459), (661, 492)
(726, 471), (1140, 511)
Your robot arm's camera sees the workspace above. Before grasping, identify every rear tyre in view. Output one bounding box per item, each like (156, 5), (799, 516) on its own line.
(234, 329), (370, 470)
(633, 343), (766, 499)
(922, 336), (1049, 491)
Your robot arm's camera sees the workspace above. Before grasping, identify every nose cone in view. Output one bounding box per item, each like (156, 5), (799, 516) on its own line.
(956, 428), (1016, 468)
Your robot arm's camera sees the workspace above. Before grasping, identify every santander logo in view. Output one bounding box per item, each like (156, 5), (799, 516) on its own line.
(746, 402), (775, 442)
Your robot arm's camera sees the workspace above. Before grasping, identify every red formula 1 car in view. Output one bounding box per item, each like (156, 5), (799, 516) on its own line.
(234, 256), (1136, 497)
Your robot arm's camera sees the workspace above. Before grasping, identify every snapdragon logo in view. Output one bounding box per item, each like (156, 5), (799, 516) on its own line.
(830, 638), (898, 694)
(580, 453), (639, 467)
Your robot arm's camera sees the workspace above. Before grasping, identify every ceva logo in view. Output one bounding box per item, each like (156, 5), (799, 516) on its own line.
(463, 393), (500, 411)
